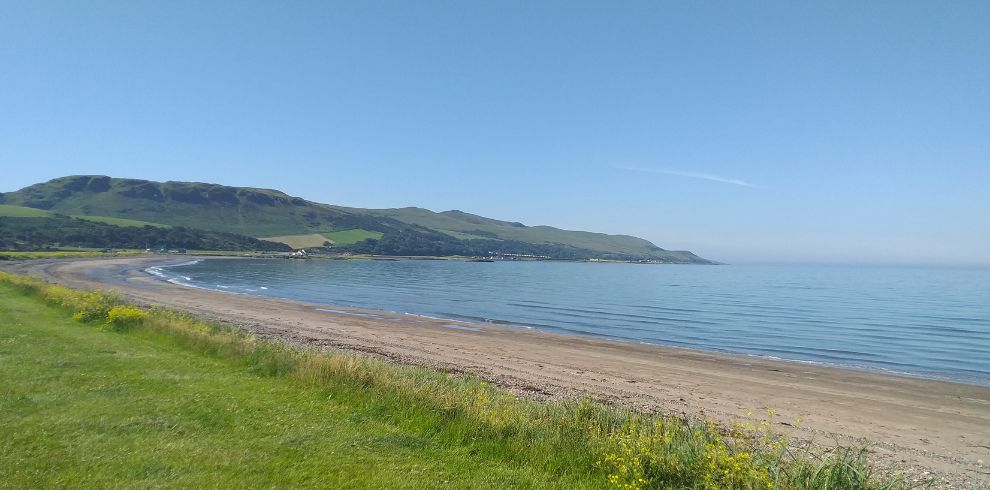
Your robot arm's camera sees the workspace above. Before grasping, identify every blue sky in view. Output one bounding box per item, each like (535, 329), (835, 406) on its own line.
(3, 1), (988, 265)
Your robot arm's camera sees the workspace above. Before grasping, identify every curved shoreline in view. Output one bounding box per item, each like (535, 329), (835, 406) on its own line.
(145, 258), (990, 388)
(3, 256), (989, 487)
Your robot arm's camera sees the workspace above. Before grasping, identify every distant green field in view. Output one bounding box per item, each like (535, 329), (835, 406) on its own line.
(70, 215), (167, 228)
(258, 229), (383, 249)
(260, 233), (330, 249)
(0, 204), (53, 218)
(0, 250), (144, 260)
(0, 204), (166, 228)
(323, 228), (383, 245)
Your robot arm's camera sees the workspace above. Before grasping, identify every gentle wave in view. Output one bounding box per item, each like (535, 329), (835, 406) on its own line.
(144, 259), (990, 386)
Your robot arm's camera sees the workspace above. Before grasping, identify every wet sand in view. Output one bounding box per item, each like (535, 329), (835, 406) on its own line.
(3, 256), (989, 487)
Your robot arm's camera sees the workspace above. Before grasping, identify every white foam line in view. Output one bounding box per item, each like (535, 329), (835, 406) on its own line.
(315, 308), (384, 319)
(403, 312), (446, 320)
(144, 267), (167, 279)
(159, 259), (203, 268)
(166, 278), (209, 290)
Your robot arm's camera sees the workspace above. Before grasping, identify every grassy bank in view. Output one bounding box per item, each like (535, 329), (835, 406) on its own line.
(0, 250), (143, 261)
(0, 271), (910, 489)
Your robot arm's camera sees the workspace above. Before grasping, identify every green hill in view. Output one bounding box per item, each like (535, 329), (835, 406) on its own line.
(1, 176), (712, 262)
(1, 176), (353, 236)
(0, 205), (53, 218)
(0, 215), (290, 252)
(0, 204), (167, 228)
(357, 207), (698, 260)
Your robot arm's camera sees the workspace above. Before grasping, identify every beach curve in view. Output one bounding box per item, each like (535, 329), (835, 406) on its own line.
(2, 256), (988, 487)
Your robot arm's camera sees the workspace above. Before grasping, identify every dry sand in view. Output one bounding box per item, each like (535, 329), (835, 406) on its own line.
(3, 256), (989, 488)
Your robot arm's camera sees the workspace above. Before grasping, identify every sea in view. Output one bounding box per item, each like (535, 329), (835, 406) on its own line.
(145, 258), (990, 387)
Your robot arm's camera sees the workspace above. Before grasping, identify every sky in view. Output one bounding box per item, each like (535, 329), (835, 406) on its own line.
(2, 1), (988, 266)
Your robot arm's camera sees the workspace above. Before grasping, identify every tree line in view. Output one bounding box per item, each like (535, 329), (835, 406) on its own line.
(0, 216), (291, 252)
(339, 228), (633, 260)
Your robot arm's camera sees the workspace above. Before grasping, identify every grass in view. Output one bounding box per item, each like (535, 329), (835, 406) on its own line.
(258, 229), (384, 249)
(0, 281), (592, 488)
(0, 204), (166, 228)
(323, 229), (384, 246)
(0, 271), (914, 489)
(260, 233), (331, 249)
(0, 249), (144, 260)
(69, 215), (168, 228)
(0, 204), (52, 218)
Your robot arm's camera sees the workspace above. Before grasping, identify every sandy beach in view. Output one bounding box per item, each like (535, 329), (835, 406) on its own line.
(3, 256), (989, 487)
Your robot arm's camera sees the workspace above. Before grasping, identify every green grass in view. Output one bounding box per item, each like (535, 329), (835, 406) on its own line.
(260, 233), (331, 249)
(0, 272), (912, 489)
(323, 229), (384, 245)
(0, 250), (144, 260)
(70, 215), (168, 228)
(0, 204), (166, 228)
(0, 250), (105, 260)
(0, 204), (54, 218)
(0, 284), (596, 488)
(260, 229), (384, 249)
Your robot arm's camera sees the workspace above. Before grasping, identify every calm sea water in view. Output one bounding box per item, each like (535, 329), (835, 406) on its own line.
(150, 259), (990, 386)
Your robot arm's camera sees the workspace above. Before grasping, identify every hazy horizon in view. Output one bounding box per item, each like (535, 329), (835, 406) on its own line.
(4, 2), (988, 267)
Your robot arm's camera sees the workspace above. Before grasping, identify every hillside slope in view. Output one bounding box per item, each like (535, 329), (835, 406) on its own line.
(354, 207), (692, 259)
(1, 176), (364, 237)
(0, 215), (290, 252)
(1, 176), (712, 262)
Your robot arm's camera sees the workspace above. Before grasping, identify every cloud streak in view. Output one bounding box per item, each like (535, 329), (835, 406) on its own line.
(617, 165), (755, 187)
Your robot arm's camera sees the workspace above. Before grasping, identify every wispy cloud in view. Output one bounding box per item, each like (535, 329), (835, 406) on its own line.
(616, 165), (755, 188)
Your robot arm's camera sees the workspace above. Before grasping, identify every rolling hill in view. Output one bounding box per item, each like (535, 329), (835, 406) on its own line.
(1, 176), (712, 263)
(0, 204), (167, 228)
(0, 214), (290, 252)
